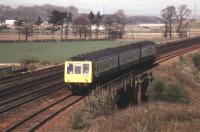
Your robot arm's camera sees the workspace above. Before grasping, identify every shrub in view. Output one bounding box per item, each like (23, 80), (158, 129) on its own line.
(192, 53), (200, 70)
(41, 60), (50, 65)
(147, 78), (190, 104)
(20, 57), (39, 64)
(70, 110), (88, 130)
(179, 55), (188, 64)
(84, 88), (118, 118)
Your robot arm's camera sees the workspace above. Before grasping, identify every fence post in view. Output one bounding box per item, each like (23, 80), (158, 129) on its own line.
(134, 79), (138, 104)
(137, 80), (142, 105)
(0, 69), (2, 76)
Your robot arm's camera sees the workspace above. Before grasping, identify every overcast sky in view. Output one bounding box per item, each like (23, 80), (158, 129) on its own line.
(0, 0), (199, 16)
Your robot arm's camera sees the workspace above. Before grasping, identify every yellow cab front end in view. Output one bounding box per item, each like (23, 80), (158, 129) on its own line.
(64, 61), (93, 84)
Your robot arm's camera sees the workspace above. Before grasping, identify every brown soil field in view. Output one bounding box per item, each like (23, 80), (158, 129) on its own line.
(0, 32), (199, 42)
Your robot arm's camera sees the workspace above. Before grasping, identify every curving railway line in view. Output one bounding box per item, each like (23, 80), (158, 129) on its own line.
(0, 37), (200, 131)
(157, 44), (200, 63)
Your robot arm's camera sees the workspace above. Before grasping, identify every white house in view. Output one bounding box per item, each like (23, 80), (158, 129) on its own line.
(5, 20), (16, 27)
(91, 25), (106, 31)
(139, 23), (165, 29)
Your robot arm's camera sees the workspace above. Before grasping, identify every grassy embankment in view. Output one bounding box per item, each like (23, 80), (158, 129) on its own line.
(70, 51), (200, 132)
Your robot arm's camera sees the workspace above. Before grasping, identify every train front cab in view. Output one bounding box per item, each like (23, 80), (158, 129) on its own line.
(64, 61), (93, 89)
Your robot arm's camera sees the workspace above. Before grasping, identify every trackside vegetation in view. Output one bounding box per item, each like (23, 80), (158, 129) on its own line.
(20, 57), (40, 64)
(70, 88), (118, 129)
(192, 53), (200, 70)
(147, 78), (190, 104)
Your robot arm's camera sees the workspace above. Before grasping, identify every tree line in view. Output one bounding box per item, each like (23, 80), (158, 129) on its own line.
(7, 4), (193, 41)
(47, 9), (128, 40)
(161, 4), (192, 39)
(14, 9), (128, 41)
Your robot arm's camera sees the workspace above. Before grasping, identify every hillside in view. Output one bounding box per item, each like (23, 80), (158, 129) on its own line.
(0, 4), (79, 23)
(127, 15), (163, 24)
(0, 4), (162, 24)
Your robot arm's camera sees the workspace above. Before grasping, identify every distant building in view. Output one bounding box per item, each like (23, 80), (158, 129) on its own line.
(5, 20), (16, 27)
(39, 21), (52, 29)
(40, 21), (49, 27)
(91, 25), (106, 31)
(139, 23), (165, 29)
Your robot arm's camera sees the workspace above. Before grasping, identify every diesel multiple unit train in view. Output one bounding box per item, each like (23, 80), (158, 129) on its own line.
(64, 41), (157, 88)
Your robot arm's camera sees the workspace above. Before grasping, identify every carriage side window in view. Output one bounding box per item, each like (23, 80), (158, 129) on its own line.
(95, 62), (99, 73)
(75, 64), (81, 74)
(83, 64), (89, 74)
(67, 63), (73, 74)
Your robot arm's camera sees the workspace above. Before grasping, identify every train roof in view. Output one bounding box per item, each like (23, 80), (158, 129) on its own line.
(70, 41), (156, 61)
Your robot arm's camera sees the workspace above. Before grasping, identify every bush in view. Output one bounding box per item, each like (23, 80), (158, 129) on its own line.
(192, 53), (200, 70)
(70, 110), (88, 130)
(85, 88), (118, 118)
(20, 57), (39, 64)
(40, 60), (50, 65)
(179, 55), (188, 64)
(147, 78), (190, 104)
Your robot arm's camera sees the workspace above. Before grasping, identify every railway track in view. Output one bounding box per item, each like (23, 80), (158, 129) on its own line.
(0, 72), (63, 99)
(0, 64), (63, 85)
(156, 44), (200, 63)
(5, 94), (83, 132)
(0, 77), (62, 102)
(0, 81), (64, 114)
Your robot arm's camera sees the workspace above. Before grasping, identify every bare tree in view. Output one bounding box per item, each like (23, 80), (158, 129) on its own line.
(161, 9), (169, 39)
(64, 12), (72, 40)
(23, 23), (33, 41)
(73, 15), (90, 39)
(95, 11), (102, 39)
(102, 14), (115, 39)
(161, 6), (177, 39)
(48, 10), (66, 40)
(35, 16), (42, 40)
(177, 5), (191, 38)
(14, 20), (25, 41)
(113, 10), (127, 39)
(48, 10), (60, 40)
(88, 11), (95, 40)
(58, 12), (65, 40)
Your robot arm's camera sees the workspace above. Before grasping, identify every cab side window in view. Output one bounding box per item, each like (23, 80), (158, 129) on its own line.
(83, 64), (89, 74)
(67, 63), (73, 74)
(75, 64), (81, 74)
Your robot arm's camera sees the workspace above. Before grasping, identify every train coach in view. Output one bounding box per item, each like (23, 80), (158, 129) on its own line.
(64, 41), (156, 90)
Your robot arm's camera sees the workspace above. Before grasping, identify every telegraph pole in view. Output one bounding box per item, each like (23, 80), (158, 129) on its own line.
(103, 5), (105, 15)
(194, 0), (197, 19)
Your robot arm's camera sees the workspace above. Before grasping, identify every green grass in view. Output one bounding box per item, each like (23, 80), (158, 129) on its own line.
(190, 21), (200, 29)
(0, 41), (134, 64)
